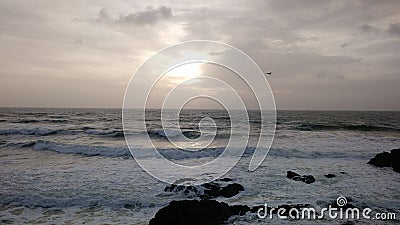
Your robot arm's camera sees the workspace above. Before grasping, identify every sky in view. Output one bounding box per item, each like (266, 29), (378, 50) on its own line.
(0, 0), (399, 110)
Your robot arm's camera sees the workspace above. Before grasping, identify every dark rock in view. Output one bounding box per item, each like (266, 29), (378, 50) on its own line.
(218, 178), (233, 182)
(163, 184), (177, 192)
(202, 182), (221, 198)
(286, 171), (300, 179)
(324, 174), (336, 178)
(149, 200), (250, 225)
(287, 171), (315, 184)
(368, 152), (392, 167)
(368, 148), (400, 173)
(164, 178), (244, 199)
(230, 204), (251, 216)
(339, 171), (347, 174)
(302, 175), (315, 184)
(164, 184), (197, 194)
(211, 183), (244, 198)
(1, 219), (13, 224)
(150, 200), (314, 225)
(391, 148), (400, 172)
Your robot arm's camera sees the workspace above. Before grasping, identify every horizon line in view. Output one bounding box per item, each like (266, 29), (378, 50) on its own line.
(0, 106), (399, 112)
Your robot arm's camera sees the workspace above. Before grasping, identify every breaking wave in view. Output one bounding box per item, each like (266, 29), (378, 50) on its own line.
(148, 129), (201, 139)
(25, 140), (366, 160)
(293, 123), (399, 132)
(32, 140), (131, 158)
(0, 128), (58, 136)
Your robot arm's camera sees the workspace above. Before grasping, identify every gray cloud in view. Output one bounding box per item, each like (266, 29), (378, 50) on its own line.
(117, 5), (173, 25)
(95, 6), (173, 25)
(97, 8), (112, 23)
(359, 24), (380, 34)
(359, 21), (400, 37)
(386, 22), (400, 36)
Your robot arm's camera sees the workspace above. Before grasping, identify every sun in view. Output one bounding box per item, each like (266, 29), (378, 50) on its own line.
(166, 63), (202, 81)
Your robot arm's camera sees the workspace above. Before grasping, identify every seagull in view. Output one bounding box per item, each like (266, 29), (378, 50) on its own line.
(264, 72), (273, 75)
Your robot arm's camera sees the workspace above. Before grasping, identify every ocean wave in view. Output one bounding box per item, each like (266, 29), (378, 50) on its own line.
(148, 129), (201, 139)
(29, 140), (223, 159)
(84, 129), (115, 135)
(27, 140), (367, 160)
(13, 119), (41, 123)
(0, 128), (58, 136)
(267, 148), (368, 159)
(293, 123), (399, 132)
(0, 126), (125, 138)
(84, 129), (125, 138)
(158, 148), (226, 160)
(140, 147), (367, 161)
(0, 193), (152, 209)
(0, 139), (7, 146)
(44, 119), (70, 123)
(32, 140), (131, 158)
(12, 118), (70, 123)
(111, 131), (125, 138)
(29, 140), (230, 160)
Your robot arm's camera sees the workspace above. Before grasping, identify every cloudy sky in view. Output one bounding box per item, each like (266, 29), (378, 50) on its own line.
(1, 0), (399, 110)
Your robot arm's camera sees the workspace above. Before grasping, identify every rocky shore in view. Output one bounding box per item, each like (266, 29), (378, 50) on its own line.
(148, 147), (399, 224)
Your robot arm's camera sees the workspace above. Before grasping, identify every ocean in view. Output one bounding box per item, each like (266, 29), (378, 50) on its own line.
(0, 108), (399, 224)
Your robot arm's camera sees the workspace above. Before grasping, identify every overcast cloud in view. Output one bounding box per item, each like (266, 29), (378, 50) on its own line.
(0, 0), (399, 110)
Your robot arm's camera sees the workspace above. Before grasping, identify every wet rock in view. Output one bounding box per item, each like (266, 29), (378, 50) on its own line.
(164, 178), (244, 199)
(203, 183), (244, 199)
(150, 200), (315, 225)
(286, 171), (300, 179)
(368, 152), (392, 167)
(1, 219), (13, 224)
(149, 200), (249, 225)
(152, 192), (314, 224)
(216, 178), (232, 182)
(164, 184), (197, 194)
(324, 174), (336, 178)
(368, 148), (400, 173)
(286, 171), (315, 184)
(391, 148), (400, 172)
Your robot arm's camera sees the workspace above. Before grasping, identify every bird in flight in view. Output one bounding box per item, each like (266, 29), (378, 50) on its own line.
(264, 72), (273, 75)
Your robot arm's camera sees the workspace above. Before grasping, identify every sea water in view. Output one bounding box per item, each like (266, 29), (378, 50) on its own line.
(0, 108), (399, 224)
